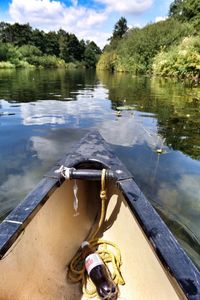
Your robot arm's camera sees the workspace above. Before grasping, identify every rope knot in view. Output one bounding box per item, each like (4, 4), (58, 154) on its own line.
(100, 190), (107, 200)
(67, 167), (125, 297)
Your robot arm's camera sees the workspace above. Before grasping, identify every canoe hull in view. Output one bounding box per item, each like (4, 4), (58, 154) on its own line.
(0, 180), (184, 300)
(0, 131), (200, 299)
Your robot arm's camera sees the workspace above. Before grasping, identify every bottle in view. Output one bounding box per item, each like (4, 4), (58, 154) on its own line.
(81, 241), (118, 300)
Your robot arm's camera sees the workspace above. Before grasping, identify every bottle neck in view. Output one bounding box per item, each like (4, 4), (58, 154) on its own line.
(82, 245), (93, 260)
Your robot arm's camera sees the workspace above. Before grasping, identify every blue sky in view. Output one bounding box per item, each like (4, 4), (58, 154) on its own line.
(0, 0), (173, 48)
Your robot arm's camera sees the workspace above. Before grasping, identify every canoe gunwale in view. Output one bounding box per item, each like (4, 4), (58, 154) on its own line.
(0, 130), (200, 299)
(0, 176), (64, 259)
(118, 178), (200, 299)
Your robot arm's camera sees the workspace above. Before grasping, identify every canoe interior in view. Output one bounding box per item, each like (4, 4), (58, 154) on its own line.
(0, 179), (186, 300)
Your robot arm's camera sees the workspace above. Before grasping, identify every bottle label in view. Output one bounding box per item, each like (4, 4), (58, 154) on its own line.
(85, 253), (103, 275)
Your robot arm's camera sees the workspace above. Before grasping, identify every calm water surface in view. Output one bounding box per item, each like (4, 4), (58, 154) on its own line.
(0, 68), (200, 268)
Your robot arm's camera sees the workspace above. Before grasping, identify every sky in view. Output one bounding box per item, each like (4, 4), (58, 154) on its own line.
(0, 0), (174, 48)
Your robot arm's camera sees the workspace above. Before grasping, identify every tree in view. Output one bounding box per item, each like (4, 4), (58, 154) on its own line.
(58, 32), (83, 62)
(0, 43), (21, 63)
(58, 29), (69, 60)
(107, 17), (129, 50)
(31, 29), (46, 53)
(0, 22), (102, 68)
(84, 41), (101, 68)
(0, 22), (10, 42)
(169, 0), (183, 19)
(44, 31), (59, 56)
(113, 17), (128, 39)
(79, 39), (86, 60)
(2, 23), (32, 46)
(169, 0), (200, 30)
(18, 45), (42, 58)
(68, 34), (83, 61)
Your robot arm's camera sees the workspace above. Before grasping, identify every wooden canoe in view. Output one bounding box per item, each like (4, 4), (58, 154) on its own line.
(0, 131), (200, 300)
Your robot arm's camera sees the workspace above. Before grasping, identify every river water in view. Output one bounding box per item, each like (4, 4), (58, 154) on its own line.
(0, 68), (200, 269)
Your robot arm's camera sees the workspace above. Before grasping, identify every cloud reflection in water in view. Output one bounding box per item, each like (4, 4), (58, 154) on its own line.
(20, 85), (110, 127)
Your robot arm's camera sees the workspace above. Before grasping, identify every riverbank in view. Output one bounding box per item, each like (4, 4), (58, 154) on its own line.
(0, 59), (85, 70)
(97, 35), (200, 82)
(97, 13), (200, 82)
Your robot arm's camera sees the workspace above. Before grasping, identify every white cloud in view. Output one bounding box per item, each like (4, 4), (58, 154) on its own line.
(95, 0), (153, 14)
(155, 16), (167, 22)
(9, 0), (109, 47)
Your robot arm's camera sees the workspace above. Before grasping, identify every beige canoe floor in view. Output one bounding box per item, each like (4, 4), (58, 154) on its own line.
(0, 180), (186, 300)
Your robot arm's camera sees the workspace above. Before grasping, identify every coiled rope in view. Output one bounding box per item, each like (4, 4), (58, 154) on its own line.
(67, 169), (125, 298)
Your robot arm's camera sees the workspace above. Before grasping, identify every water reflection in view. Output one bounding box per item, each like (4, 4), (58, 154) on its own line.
(0, 68), (200, 269)
(97, 70), (200, 159)
(21, 94), (111, 127)
(0, 128), (88, 219)
(100, 110), (167, 152)
(0, 68), (100, 102)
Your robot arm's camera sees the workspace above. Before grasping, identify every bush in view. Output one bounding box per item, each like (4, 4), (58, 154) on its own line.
(0, 43), (65, 68)
(98, 18), (192, 73)
(153, 36), (200, 78)
(0, 43), (21, 62)
(0, 61), (15, 68)
(26, 55), (65, 68)
(97, 51), (118, 71)
(18, 45), (42, 58)
(65, 61), (85, 69)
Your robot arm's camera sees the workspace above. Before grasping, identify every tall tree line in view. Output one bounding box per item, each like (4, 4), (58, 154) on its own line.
(0, 22), (101, 67)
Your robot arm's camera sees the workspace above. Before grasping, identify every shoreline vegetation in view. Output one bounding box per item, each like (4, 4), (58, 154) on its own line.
(0, 23), (101, 70)
(0, 0), (199, 83)
(97, 0), (200, 83)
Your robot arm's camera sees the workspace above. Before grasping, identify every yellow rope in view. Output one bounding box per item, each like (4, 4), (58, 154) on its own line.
(67, 169), (125, 298)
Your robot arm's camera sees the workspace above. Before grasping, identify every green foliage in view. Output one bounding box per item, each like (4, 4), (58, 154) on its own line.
(84, 41), (101, 68)
(112, 17), (128, 39)
(99, 18), (192, 74)
(99, 5), (200, 78)
(0, 61), (15, 68)
(97, 51), (118, 71)
(65, 61), (85, 69)
(121, 19), (191, 72)
(169, 0), (184, 19)
(0, 23), (32, 46)
(153, 36), (200, 78)
(67, 34), (84, 62)
(108, 17), (128, 50)
(58, 29), (69, 60)
(0, 43), (21, 62)
(44, 31), (59, 56)
(58, 31), (85, 63)
(26, 55), (65, 68)
(0, 22), (99, 68)
(31, 29), (47, 53)
(18, 45), (42, 58)
(169, 0), (200, 31)
(169, 0), (200, 21)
